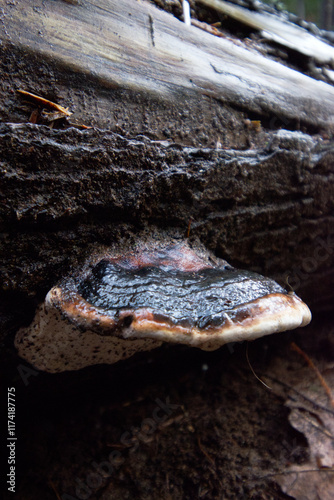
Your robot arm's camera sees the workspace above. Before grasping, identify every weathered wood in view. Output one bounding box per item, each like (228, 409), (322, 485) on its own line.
(1, 0), (334, 130)
(199, 0), (334, 64)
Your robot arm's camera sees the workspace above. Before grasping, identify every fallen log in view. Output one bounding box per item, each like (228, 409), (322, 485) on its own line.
(1, 0), (334, 331)
(1, 2), (334, 499)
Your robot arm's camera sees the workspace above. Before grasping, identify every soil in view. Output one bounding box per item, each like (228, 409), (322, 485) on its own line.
(2, 312), (333, 500)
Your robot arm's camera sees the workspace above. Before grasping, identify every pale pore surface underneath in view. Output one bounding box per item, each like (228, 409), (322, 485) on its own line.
(15, 292), (311, 372)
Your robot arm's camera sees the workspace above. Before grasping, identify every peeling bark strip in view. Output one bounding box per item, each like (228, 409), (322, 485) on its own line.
(16, 90), (72, 116)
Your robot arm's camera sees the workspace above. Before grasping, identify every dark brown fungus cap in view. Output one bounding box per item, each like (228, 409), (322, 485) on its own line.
(15, 239), (311, 372)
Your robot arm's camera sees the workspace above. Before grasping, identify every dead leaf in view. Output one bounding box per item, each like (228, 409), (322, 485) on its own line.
(276, 366), (334, 500)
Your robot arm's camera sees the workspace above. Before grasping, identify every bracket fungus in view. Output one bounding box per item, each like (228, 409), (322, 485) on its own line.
(15, 239), (311, 372)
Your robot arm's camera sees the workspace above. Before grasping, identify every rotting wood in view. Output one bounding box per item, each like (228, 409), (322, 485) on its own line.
(1, 123), (333, 322)
(1, 0), (334, 129)
(1, 2), (334, 498)
(198, 0), (334, 64)
(0, 0), (334, 330)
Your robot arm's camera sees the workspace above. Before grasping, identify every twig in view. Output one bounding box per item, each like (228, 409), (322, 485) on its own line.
(246, 343), (272, 390)
(291, 342), (334, 409)
(260, 467), (334, 480)
(197, 436), (215, 466)
(259, 373), (334, 415)
(48, 480), (62, 500)
(182, 0), (191, 26)
(17, 90), (72, 116)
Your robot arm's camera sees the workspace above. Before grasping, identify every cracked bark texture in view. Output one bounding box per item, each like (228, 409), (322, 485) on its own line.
(1, 123), (333, 319)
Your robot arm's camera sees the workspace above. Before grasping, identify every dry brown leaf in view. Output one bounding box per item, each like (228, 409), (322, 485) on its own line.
(276, 367), (334, 499)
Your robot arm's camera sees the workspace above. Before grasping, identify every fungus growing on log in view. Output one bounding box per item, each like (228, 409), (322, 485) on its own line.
(15, 239), (311, 372)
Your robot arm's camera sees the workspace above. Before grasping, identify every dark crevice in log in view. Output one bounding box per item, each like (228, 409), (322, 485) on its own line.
(212, 97), (325, 135)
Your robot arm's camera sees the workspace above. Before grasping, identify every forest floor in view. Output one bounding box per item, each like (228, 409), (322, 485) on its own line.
(2, 311), (334, 500)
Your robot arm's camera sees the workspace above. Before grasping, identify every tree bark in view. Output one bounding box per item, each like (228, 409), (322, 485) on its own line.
(1, 0), (334, 327)
(1, 122), (334, 312)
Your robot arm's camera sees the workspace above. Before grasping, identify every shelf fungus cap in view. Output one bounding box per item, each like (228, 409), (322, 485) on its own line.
(15, 240), (311, 372)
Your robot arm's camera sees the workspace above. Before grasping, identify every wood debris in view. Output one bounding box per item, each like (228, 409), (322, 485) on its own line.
(17, 89), (91, 129)
(17, 90), (72, 116)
